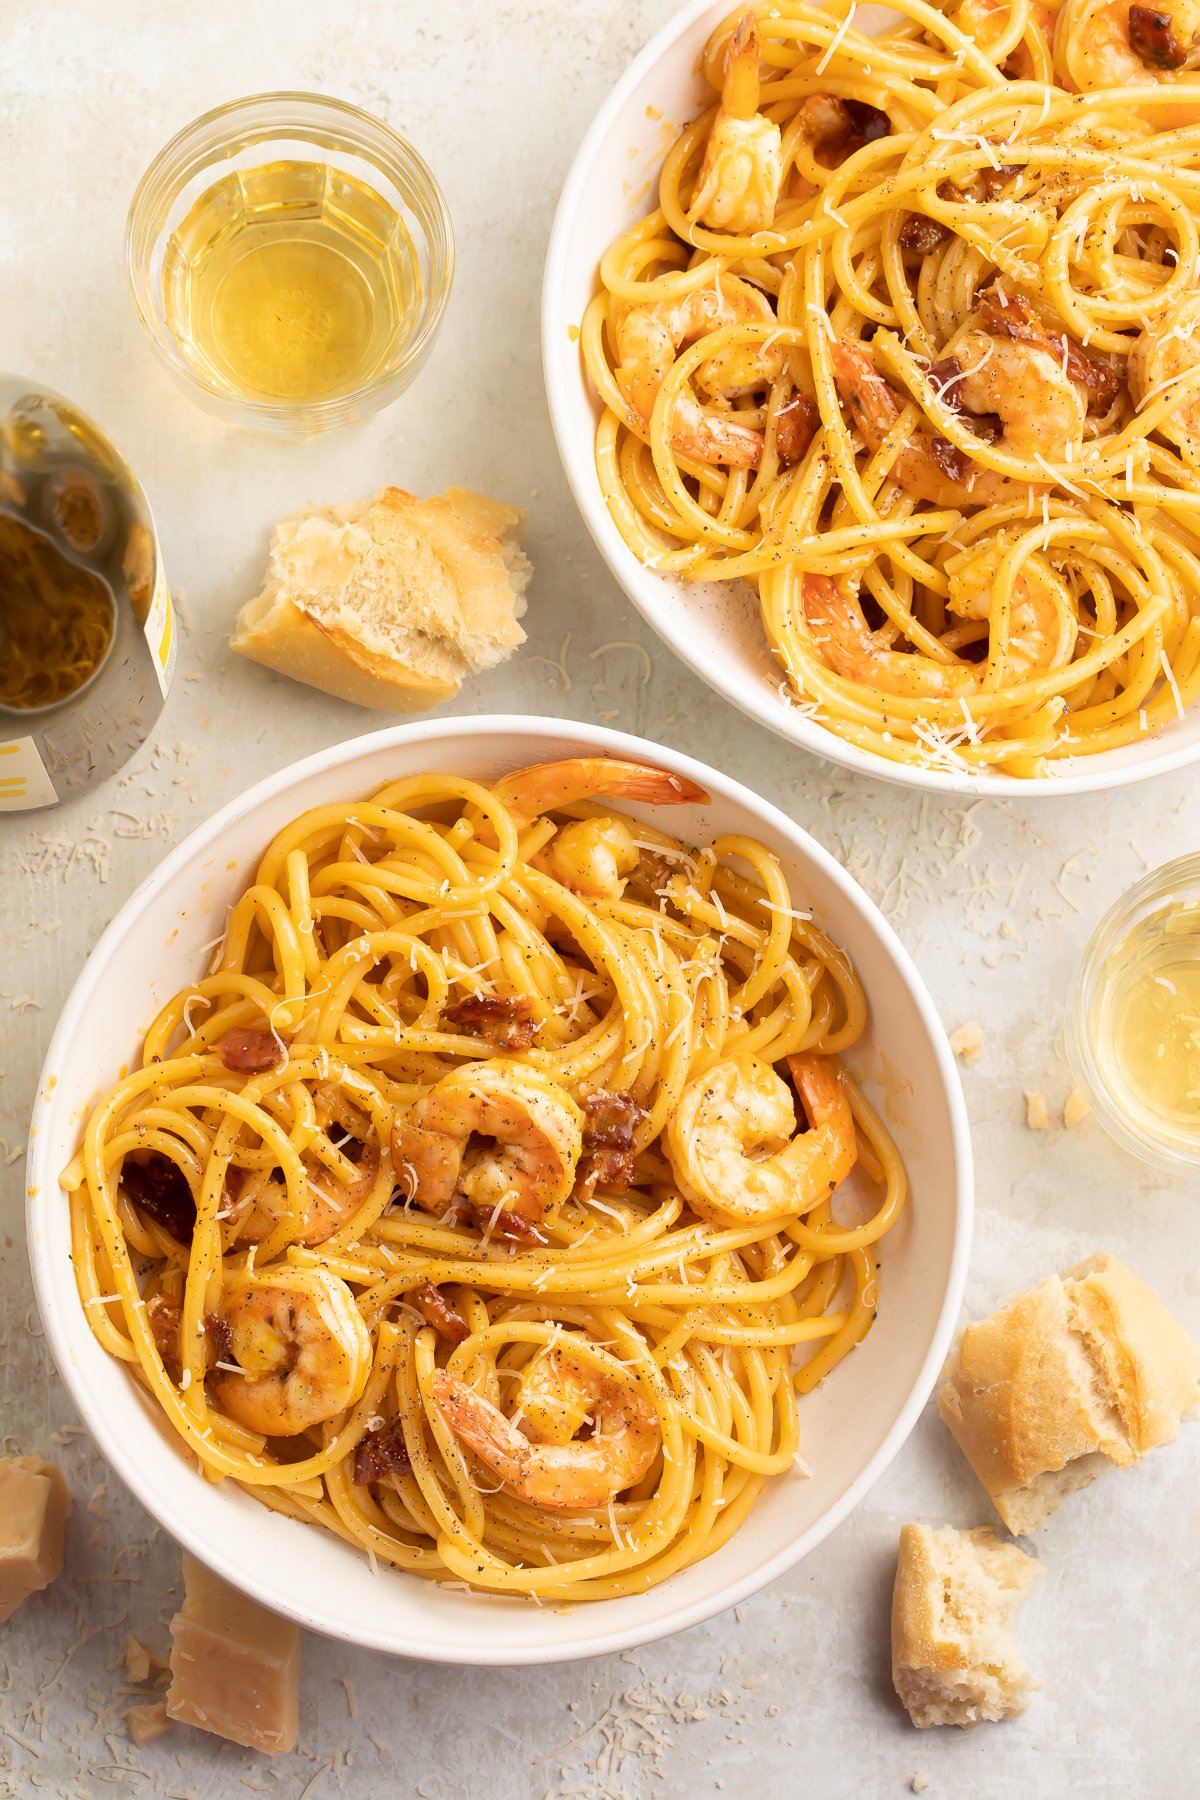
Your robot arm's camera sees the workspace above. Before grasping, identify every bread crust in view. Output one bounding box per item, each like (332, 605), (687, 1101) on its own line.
(938, 1254), (1200, 1534)
(230, 485), (529, 711)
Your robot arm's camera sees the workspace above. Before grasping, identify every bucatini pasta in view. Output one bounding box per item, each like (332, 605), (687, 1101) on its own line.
(583, 1), (1200, 776)
(64, 757), (906, 1601)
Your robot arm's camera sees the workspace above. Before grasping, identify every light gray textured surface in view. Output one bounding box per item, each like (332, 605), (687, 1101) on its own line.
(1, 2), (1198, 1795)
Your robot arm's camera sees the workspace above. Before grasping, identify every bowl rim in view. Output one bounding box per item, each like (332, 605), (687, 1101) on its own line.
(540, 0), (1200, 800)
(26, 714), (973, 1663)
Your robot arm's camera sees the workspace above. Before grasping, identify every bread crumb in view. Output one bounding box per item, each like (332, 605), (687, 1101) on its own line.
(1063, 1089), (1090, 1129)
(948, 1022), (984, 1061)
(1024, 1090), (1049, 1130)
(911, 1778), (931, 1795)
(126, 1701), (173, 1747)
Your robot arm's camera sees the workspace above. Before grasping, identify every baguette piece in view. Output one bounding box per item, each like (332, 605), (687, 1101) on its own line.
(892, 1523), (1042, 1729)
(939, 1253), (1200, 1535)
(230, 485), (530, 711)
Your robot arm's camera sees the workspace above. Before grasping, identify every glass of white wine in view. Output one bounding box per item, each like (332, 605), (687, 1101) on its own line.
(125, 93), (454, 435)
(1068, 854), (1200, 1170)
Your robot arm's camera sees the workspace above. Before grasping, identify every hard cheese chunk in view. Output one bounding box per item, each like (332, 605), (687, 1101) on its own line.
(167, 1553), (300, 1754)
(0, 1457), (69, 1622)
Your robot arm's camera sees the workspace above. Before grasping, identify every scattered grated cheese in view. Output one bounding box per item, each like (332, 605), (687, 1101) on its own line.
(590, 641), (653, 687)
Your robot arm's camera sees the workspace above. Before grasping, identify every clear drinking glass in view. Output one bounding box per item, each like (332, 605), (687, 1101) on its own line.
(125, 93), (454, 436)
(1067, 853), (1200, 1170)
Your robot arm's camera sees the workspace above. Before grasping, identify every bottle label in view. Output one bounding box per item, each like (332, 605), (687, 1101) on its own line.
(0, 736), (59, 811)
(144, 564), (177, 697)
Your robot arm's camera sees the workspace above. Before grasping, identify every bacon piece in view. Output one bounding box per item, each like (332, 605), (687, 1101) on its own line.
(411, 1281), (469, 1344)
(216, 1028), (287, 1073)
(575, 1091), (644, 1201)
(146, 1294), (232, 1370)
(926, 356), (965, 408)
(207, 1313), (234, 1365)
(352, 1419), (412, 1485)
(979, 290), (1121, 413)
(774, 393), (820, 468)
(488, 1208), (543, 1243)
(121, 1154), (197, 1245)
(1129, 5), (1190, 67)
(977, 164), (1021, 201)
(929, 435), (971, 483)
(805, 96), (890, 168)
(843, 100), (891, 145)
(441, 995), (535, 1052)
(898, 213), (951, 255)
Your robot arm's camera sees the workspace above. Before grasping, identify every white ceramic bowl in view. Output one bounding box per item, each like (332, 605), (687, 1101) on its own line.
(542, 0), (1200, 798)
(27, 717), (970, 1664)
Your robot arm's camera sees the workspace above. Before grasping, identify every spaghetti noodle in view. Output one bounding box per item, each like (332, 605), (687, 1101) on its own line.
(65, 757), (906, 1600)
(584, 1), (1200, 776)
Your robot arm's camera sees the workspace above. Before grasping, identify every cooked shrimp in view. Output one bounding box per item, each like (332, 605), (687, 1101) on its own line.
(1130, 294), (1200, 467)
(833, 333), (1084, 504)
(614, 277), (781, 467)
(542, 816), (641, 899)
(802, 566), (1077, 697)
(210, 1268), (372, 1437)
(1056, 0), (1200, 92)
(432, 1341), (660, 1509)
(391, 1060), (584, 1235)
(234, 1142), (381, 1247)
(493, 757), (708, 828)
(690, 11), (783, 232)
(831, 339), (1011, 506)
(664, 1052), (856, 1225)
(950, 331), (1086, 461)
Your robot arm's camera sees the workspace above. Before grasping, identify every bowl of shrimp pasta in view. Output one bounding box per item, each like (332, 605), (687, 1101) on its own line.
(28, 718), (969, 1661)
(543, 0), (1200, 791)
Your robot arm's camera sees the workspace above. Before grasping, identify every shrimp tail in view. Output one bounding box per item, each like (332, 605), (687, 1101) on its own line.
(786, 1052), (859, 1198)
(432, 1369), (526, 1485)
(494, 757), (708, 826)
(724, 11), (763, 120)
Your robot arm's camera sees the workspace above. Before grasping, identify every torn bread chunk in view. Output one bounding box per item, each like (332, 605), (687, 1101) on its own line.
(892, 1523), (1042, 1728)
(0, 1456), (70, 1622)
(938, 1254), (1200, 1534)
(229, 485), (530, 711)
(166, 1553), (301, 1754)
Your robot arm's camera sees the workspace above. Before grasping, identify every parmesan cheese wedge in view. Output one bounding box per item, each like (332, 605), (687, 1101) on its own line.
(166, 1553), (301, 1754)
(0, 1456), (70, 1622)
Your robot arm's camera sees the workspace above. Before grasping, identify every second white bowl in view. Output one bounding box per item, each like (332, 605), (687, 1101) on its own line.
(27, 716), (970, 1663)
(541, 0), (1200, 797)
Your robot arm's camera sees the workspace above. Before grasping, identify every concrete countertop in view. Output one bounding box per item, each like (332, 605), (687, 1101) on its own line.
(1, 3), (1196, 1795)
